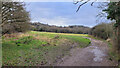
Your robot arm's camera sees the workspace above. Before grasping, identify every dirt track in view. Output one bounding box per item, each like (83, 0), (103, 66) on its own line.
(55, 38), (117, 66)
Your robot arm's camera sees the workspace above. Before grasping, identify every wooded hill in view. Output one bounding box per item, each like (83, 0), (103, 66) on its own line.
(31, 22), (91, 34)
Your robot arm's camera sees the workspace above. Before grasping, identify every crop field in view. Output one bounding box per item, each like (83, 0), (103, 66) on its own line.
(2, 31), (90, 66)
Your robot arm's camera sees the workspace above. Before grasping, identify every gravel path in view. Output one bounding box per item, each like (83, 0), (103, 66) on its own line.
(55, 38), (117, 66)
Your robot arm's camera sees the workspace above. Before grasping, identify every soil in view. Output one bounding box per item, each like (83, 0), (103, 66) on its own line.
(55, 38), (118, 66)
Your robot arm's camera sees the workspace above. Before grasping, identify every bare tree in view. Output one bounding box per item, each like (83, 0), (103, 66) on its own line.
(1, 2), (30, 34)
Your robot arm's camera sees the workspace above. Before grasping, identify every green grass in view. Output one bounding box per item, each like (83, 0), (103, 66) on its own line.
(62, 35), (90, 47)
(29, 31), (90, 47)
(2, 31), (90, 66)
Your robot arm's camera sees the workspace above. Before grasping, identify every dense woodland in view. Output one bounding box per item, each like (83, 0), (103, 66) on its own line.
(1, 1), (120, 62)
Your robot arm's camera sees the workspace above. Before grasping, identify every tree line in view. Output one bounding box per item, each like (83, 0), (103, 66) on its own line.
(31, 22), (90, 34)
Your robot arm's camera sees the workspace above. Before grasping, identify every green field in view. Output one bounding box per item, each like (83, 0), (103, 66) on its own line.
(2, 31), (90, 66)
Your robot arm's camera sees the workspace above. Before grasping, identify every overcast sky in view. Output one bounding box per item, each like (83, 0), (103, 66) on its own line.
(25, 2), (103, 27)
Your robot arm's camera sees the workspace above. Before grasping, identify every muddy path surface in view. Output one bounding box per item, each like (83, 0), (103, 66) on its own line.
(55, 38), (117, 66)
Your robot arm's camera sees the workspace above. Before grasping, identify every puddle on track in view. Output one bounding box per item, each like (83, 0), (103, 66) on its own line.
(89, 46), (106, 62)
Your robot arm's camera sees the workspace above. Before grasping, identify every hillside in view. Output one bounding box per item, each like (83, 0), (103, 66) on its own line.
(31, 22), (91, 34)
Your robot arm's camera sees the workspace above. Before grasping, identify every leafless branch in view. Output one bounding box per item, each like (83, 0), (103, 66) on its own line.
(91, 0), (97, 6)
(76, 0), (90, 12)
(73, 0), (84, 4)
